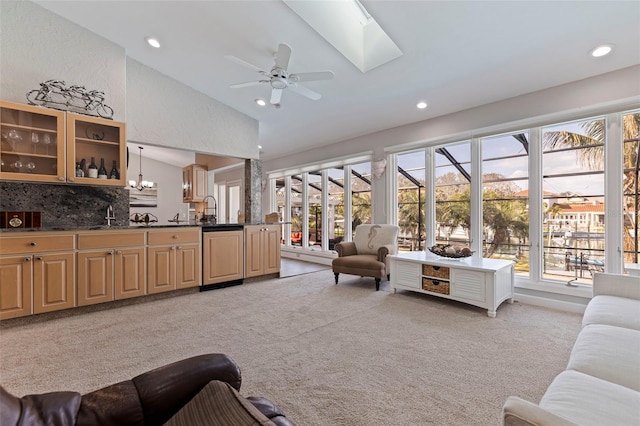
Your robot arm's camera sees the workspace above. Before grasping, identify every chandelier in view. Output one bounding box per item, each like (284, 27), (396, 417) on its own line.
(129, 146), (154, 191)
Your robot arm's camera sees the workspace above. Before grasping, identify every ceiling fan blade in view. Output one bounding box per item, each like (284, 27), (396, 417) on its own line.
(289, 71), (335, 82)
(274, 43), (292, 70)
(289, 83), (321, 101)
(225, 55), (269, 75)
(270, 88), (283, 104)
(230, 80), (267, 89)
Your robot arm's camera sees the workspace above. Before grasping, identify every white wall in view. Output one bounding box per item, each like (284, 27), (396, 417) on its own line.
(0, 1), (258, 160)
(262, 65), (640, 223)
(0, 1), (126, 120)
(126, 59), (259, 159)
(127, 151), (185, 225)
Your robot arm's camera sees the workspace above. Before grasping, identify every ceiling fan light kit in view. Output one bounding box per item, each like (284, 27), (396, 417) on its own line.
(228, 43), (335, 105)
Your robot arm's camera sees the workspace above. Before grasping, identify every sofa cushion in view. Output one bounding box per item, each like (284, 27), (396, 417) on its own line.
(582, 295), (640, 330)
(352, 224), (398, 255)
(540, 370), (640, 426)
(332, 254), (385, 277)
(164, 380), (276, 426)
(567, 324), (640, 391)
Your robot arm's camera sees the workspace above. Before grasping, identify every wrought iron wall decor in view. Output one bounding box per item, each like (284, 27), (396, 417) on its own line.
(26, 80), (114, 119)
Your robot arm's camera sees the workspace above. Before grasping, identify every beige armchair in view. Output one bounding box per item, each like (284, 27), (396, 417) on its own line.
(332, 224), (400, 291)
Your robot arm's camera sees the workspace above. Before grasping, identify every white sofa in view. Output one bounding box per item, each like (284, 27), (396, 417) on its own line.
(503, 272), (640, 426)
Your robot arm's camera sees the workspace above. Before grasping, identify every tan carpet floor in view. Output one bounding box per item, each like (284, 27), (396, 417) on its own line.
(0, 271), (582, 425)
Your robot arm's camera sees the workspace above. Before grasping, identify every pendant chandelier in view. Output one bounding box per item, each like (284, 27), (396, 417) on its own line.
(129, 146), (154, 191)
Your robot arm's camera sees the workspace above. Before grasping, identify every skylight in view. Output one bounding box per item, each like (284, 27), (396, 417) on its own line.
(283, 0), (402, 73)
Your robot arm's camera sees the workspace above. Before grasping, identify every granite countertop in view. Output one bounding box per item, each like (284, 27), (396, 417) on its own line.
(0, 222), (288, 233)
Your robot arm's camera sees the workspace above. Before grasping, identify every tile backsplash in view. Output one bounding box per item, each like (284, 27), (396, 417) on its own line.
(0, 182), (129, 228)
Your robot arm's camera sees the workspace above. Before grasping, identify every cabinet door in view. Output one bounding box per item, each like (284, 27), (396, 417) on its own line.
(66, 113), (126, 186)
(0, 101), (66, 183)
(392, 260), (421, 289)
(148, 245), (175, 294)
(193, 165), (208, 201)
(450, 269), (486, 302)
(244, 226), (263, 278)
(176, 243), (200, 289)
(77, 250), (114, 306)
(263, 226), (281, 275)
(203, 231), (243, 284)
(0, 255), (32, 319)
(182, 168), (192, 202)
(114, 247), (146, 300)
(33, 253), (75, 314)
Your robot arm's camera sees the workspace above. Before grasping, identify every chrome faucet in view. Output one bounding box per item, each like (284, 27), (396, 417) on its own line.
(202, 195), (217, 224)
(105, 205), (115, 226)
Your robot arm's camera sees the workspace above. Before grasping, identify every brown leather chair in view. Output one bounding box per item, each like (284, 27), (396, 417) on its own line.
(0, 354), (294, 426)
(332, 224), (399, 291)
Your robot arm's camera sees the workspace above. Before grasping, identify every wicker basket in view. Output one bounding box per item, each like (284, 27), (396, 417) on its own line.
(422, 278), (450, 295)
(422, 264), (450, 280)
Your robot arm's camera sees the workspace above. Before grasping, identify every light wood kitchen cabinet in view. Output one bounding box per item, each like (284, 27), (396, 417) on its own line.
(244, 225), (281, 278)
(66, 113), (126, 186)
(182, 164), (208, 202)
(0, 255), (33, 319)
(0, 232), (76, 319)
(0, 101), (125, 185)
(77, 230), (145, 306)
(203, 230), (244, 285)
(147, 228), (200, 293)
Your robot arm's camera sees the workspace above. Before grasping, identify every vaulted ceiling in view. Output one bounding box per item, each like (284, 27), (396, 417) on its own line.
(35, 1), (640, 160)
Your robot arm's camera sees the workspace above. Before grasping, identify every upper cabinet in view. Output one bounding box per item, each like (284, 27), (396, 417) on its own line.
(182, 164), (208, 202)
(0, 101), (126, 186)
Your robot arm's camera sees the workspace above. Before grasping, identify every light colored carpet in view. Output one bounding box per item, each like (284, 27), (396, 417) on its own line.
(0, 271), (581, 425)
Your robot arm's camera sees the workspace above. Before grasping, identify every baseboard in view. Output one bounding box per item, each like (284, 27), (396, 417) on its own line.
(514, 292), (587, 314)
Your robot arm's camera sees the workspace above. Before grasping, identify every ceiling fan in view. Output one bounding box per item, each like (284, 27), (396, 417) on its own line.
(227, 43), (335, 105)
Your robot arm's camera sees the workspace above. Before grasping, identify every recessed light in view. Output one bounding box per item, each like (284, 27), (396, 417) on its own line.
(416, 101), (427, 109)
(258, 145), (263, 149)
(590, 44), (613, 57)
(255, 99), (266, 106)
(145, 37), (161, 48)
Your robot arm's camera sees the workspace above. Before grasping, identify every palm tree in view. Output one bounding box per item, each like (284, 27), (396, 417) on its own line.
(398, 188), (425, 250)
(543, 113), (640, 262)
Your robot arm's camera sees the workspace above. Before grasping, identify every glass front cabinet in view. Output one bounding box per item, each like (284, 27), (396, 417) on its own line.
(0, 101), (125, 186)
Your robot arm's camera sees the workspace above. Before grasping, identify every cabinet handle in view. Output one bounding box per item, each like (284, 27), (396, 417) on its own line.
(176, 246), (182, 250)
(116, 250), (122, 255)
(68, 177), (74, 182)
(107, 250), (114, 255)
(30, 242), (37, 246)
(58, 177), (65, 182)
(24, 257), (31, 262)
(172, 235), (178, 239)
(36, 256), (43, 261)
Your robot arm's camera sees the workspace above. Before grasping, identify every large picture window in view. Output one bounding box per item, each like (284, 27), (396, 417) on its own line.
(396, 151), (425, 251)
(542, 118), (605, 283)
(435, 142), (471, 247)
(623, 112), (640, 265)
(481, 132), (529, 276)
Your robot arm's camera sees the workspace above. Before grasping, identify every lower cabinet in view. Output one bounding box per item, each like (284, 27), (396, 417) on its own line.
(147, 228), (200, 294)
(203, 230), (244, 285)
(244, 225), (281, 278)
(0, 232), (76, 319)
(33, 253), (75, 314)
(77, 230), (146, 306)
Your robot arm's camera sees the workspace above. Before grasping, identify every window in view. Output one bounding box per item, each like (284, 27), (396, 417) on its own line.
(308, 171), (322, 249)
(351, 162), (372, 228)
(328, 167), (345, 250)
(290, 175), (303, 246)
(435, 142), (471, 247)
(481, 132), (529, 276)
(397, 151), (425, 251)
(623, 112), (640, 265)
(542, 118), (605, 283)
